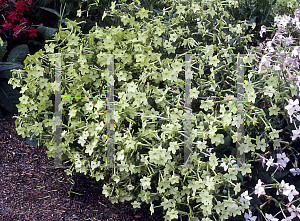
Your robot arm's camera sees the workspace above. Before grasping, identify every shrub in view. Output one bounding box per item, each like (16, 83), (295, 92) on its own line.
(8, 0), (300, 220)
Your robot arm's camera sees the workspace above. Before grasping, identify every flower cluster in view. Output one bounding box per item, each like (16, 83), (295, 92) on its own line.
(0, 0), (42, 40)
(239, 8), (300, 221)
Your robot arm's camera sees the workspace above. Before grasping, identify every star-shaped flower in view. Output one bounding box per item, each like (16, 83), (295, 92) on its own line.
(255, 179), (266, 197)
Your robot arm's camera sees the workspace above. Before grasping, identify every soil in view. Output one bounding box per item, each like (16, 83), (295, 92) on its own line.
(0, 112), (165, 221)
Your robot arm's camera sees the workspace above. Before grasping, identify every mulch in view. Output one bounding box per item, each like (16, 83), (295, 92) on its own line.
(0, 112), (165, 221)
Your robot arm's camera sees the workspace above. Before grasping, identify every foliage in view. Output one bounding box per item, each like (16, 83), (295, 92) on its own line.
(0, 37), (29, 118)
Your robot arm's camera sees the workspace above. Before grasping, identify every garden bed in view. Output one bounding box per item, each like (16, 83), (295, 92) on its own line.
(0, 112), (165, 221)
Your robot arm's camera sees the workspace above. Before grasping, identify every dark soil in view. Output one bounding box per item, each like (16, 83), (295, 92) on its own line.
(0, 112), (165, 221)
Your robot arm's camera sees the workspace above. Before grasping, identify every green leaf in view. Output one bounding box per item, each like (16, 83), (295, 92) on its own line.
(258, 171), (272, 183)
(26, 132), (41, 146)
(0, 80), (20, 114)
(27, 40), (43, 47)
(273, 169), (289, 180)
(0, 62), (24, 79)
(6, 44), (29, 64)
(39, 6), (61, 18)
(37, 26), (58, 40)
(0, 38), (7, 62)
(59, 18), (69, 24)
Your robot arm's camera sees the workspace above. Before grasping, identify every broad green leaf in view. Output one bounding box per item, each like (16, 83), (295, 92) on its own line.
(0, 62), (24, 79)
(39, 6), (61, 18)
(6, 44), (29, 64)
(37, 26), (58, 40)
(0, 80), (20, 114)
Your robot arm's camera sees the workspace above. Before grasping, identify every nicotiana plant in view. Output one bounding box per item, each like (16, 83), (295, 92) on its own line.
(8, 0), (300, 221)
(241, 8), (300, 221)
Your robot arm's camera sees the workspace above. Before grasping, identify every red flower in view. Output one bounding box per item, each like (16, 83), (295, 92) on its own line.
(24, 0), (32, 5)
(19, 17), (29, 26)
(6, 11), (17, 23)
(17, 10), (24, 16)
(27, 26), (38, 38)
(13, 24), (24, 32)
(14, 0), (25, 12)
(0, 0), (38, 40)
(2, 21), (12, 30)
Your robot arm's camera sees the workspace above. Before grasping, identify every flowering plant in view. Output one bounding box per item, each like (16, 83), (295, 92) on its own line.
(238, 8), (300, 221)
(0, 0), (41, 40)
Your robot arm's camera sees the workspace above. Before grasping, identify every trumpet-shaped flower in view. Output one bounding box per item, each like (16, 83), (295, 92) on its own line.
(244, 212), (257, 221)
(254, 179), (266, 197)
(265, 213), (279, 221)
(279, 180), (299, 202)
(276, 152), (290, 169)
(239, 190), (252, 205)
(290, 167), (300, 176)
(287, 204), (300, 219)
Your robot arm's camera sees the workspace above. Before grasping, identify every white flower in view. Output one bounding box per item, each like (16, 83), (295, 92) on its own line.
(244, 212), (257, 221)
(285, 99), (300, 124)
(220, 156), (236, 171)
(276, 14), (291, 27)
(258, 55), (272, 74)
(254, 179), (266, 197)
(292, 46), (300, 57)
(204, 147), (214, 157)
(266, 156), (274, 171)
(266, 41), (275, 52)
(281, 216), (295, 221)
(272, 64), (281, 71)
(239, 190), (252, 205)
(260, 25), (267, 38)
(292, 16), (299, 24)
(294, 9), (300, 19)
(284, 99), (299, 116)
(280, 180), (299, 202)
(283, 36), (294, 45)
(290, 167), (300, 176)
(287, 204), (300, 219)
(292, 125), (300, 141)
(276, 152), (290, 169)
(265, 213), (279, 221)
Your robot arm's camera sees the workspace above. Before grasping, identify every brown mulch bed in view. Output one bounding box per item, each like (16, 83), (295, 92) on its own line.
(0, 112), (165, 221)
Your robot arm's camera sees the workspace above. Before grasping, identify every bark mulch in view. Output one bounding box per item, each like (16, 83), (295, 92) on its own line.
(0, 112), (166, 221)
